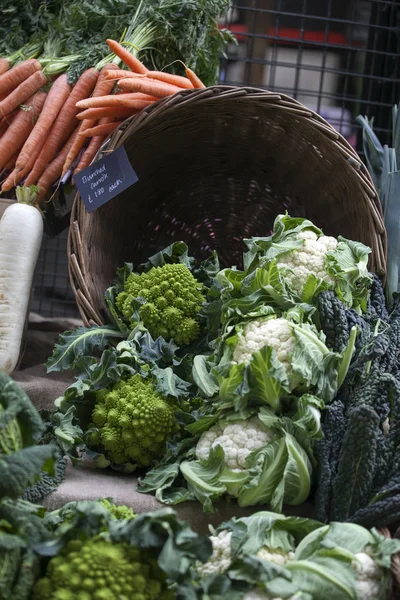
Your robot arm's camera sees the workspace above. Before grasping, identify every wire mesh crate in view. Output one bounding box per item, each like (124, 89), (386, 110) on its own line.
(33, 0), (400, 318)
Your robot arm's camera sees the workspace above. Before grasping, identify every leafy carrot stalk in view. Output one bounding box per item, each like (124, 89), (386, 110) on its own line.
(0, 59), (41, 97)
(106, 39), (148, 74)
(185, 67), (205, 89)
(74, 135), (106, 176)
(77, 107), (138, 121)
(36, 126), (80, 203)
(25, 68), (100, 186)
(0, 92), (46, 170)
(16, 74), (71, 172)
(76, 94), (156, 109)
(0, 70), (48, 118)
(117, 78), (181, 97)
(61, 64), (118, 176)
(0, 59), (9, 76)
(146, 71), (194, 89)
(81, 121), (123, 138)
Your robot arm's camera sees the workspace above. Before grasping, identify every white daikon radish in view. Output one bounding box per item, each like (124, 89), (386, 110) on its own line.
(0, 190), (43, 374)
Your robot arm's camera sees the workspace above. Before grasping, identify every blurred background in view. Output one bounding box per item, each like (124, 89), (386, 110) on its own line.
(32, 0), (400, 319)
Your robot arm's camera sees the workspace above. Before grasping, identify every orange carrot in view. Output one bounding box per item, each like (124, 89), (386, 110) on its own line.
(185, 67), (205, 89)
(25, 68), (99, 186)
(0, 59), (41, 97)
(103, 69), (139, 81)
(0, 91), (46, 170)
(76, 94), (155, 109)
(36, 126), (80, 203)
(3, 151), (18, 172)
(61, 64), (118, 176)
(0, 118), (10, 138)
(146, 71), (194, 89)
(0, 59), (9, 76)
(117, 78), (181, 98)
(81, 121), (123, 138)
(77, 106), (137, 121)
(16, 74), (71, 171)
(0, 70), (48, 118)
(106, 39), (148, 74)
(1, 163), (29, 192)
(74, 135), (106, 176)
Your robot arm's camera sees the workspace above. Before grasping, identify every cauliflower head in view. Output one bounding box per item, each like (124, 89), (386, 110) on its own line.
(233, 317), (295, 369)
(32, 538), (174, 600)
(197, 530), (232, 576)
(276, 229), (338, 298)
(351, 551), (382, 600)
(90, 375), (179, 467)
(257, 547), (295, 566)
(196, 416), (276, 471)
(116, 263), (205, 346)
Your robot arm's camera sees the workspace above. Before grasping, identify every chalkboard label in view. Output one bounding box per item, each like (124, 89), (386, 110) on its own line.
(74, 146), (138, 213)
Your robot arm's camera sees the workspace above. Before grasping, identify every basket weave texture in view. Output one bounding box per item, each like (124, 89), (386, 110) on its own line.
(68, 85), (386, 327)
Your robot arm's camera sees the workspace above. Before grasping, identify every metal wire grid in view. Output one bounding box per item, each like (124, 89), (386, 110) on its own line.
(32, 0), (400, 319)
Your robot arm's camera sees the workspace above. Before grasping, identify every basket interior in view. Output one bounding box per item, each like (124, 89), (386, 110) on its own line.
(77, 93), (381, 320)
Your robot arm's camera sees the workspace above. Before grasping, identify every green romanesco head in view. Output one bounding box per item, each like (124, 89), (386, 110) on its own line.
(99, 498), (136, 521)
(90, 375), (179, 467)
(116, 263), (205, 346)
(32, 537), (175, 600)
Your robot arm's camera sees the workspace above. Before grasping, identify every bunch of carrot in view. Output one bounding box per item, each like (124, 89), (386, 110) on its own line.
(0, 39), (204, 206)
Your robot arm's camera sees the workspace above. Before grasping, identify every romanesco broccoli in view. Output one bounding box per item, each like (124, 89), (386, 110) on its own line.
(116, 263), (205, 345)
(90, 375), (179, 467)
(99, 498), (136, 521)
(32, 538), (175, 600)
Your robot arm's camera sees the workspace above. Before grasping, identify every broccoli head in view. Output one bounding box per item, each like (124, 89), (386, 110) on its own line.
(32, 537), (175, 600)
(116, 263), (205, 346)
(90, 375), (179, 468)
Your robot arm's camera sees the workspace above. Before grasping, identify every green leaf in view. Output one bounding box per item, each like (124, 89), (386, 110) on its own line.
(46, 326), (125, 372)
(0, 445), (57, 500)
(283, 559), (357, 600)
(192, 355), (219, 398)
(180, 446), (228, 513)
(152, 366), (191, 399)
(247, 346), (287, 411)
(141, 241), (194, 270)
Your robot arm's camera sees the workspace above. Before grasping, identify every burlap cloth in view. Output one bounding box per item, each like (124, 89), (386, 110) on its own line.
(15, 314), (314, 533)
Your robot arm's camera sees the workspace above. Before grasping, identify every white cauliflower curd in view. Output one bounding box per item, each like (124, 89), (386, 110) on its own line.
(196, 417), (274, 470)
(233, 317), (295, 368)
(276, 229), (337, 298)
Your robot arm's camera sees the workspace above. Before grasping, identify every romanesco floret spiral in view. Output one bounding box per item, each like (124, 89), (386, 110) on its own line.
(116, 263), (205, 345)
(90, 375), (179, 467)
(276, 230), (337, 298)
(196, 417), (276, 471)
(233, 318), (296, 370)
(99, 499), (136, 521)
(32, 538), (175, 600)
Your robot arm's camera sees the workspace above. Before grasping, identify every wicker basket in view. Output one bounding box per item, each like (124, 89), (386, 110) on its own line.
(68, 85), (386, 327)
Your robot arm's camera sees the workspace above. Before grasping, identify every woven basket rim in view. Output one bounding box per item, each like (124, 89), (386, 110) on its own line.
(68, 84), (387, 328)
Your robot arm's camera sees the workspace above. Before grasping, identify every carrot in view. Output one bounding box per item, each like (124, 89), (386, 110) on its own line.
(185, 67), (205, 89)
(77, 106), (138, 121)
(1, 164), (29, 193)
(0, 59), (9, 76)
(0, 70), (48, 118)
(146, 71), (194, 89)
(25, 68), (99, 186)
(74, 135), (106, 176)
(106, 39), (148, 74)
(0, 118), (10, 139)
(117, 78), (181, 98)
(36, 126), (80, 203)
(0, 92), (46, 171)
(3, 151), (18, 172)
(16, 74), (71, 171)
(103, 69), (139, 81)
(0, 59), (41, 97)
(61, 64), (118, 176)
(76, 94), (155, 110)
(80, 121), (123, 138)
